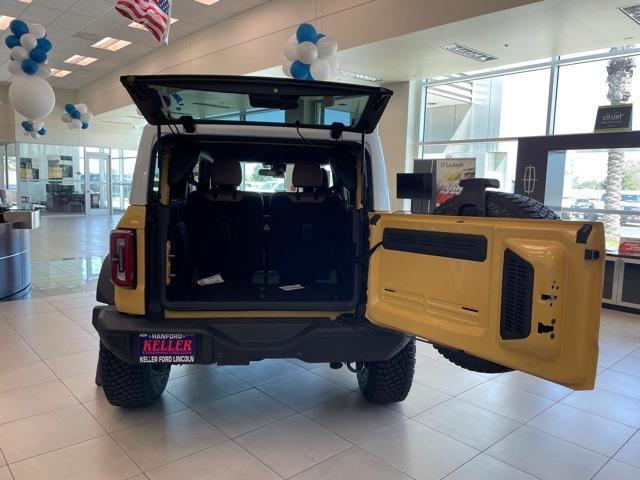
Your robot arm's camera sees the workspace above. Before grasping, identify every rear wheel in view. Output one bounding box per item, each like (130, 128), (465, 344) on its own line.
(357, 338), (416, 404)
(99, 343), (171, 408)
(432, 191), (558, 374)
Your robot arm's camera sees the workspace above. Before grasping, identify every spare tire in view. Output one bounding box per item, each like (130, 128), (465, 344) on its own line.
(432, 191), (558, 374)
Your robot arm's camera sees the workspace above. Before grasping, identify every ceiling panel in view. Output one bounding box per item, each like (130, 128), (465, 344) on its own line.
(0, 0), (269, 89)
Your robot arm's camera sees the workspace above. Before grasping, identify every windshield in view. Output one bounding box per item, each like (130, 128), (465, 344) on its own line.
(149, 85), (365, 128)
(240, 162), (332, 193)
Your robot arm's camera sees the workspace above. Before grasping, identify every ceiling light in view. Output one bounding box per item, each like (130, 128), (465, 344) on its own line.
(50, 68), (71, 78)
(65, 55), (98, 66)
(194, 0), (220, 5)
(92, 37), (132, 51)
(18, 0), (32, 3)
(335, 69), (382, 82)
(620, 5), (640, 24)
(129, 17), (178, 30)
(440, 44), (496, 62)
(0, 16), (15, 30)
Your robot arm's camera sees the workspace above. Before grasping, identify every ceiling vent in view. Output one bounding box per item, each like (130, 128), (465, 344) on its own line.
(440, 44), (497, 62)
(620, 4), (640, 24)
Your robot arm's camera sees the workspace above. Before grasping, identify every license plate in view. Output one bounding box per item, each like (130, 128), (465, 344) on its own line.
(138, 333), (197, 364)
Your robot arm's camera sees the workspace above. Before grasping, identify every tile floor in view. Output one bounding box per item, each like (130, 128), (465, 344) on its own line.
(0, 215), (638, 480)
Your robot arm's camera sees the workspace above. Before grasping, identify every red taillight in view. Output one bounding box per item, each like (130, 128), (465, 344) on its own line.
(110, 229), (137, 289)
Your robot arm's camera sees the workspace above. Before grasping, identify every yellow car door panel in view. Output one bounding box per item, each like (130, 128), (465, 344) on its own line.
(367, 213), (605, 390)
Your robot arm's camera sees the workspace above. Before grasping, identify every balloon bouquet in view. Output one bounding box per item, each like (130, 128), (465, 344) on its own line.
(61, 103), (93, 130)
(282, 23), (338, 81)
(4, 19), (55, 139)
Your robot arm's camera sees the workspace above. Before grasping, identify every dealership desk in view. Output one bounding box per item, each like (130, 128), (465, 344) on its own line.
(0, 210), (39, 300)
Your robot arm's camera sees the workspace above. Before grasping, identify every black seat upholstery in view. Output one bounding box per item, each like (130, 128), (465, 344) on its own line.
(270, 161), (344, 283)
(186, 158), (264, 282)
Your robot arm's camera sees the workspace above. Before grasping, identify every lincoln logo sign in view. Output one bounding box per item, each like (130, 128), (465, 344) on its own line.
(522, 165), (538, 195)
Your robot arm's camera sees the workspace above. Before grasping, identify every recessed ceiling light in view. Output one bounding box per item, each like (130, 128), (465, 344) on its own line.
(194, 0), (220, 5)
(50, 68), (71, 78)
(64, 55), (98, 66)
(0, 16), (15, 30)
(440, 44), (497, 62)
(129, 17), (178, 30)
(92, 37), (132, 51)
(335, 69), (382, 82)
(18, 0), (31, 3)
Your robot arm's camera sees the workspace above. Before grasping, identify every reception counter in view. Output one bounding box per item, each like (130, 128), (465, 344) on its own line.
(0, 210), (39, 300)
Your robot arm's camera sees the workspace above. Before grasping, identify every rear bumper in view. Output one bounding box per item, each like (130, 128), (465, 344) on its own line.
(92, 306), (410, 366)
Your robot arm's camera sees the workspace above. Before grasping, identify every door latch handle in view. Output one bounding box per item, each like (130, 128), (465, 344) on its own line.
(537, 322), (555, 334)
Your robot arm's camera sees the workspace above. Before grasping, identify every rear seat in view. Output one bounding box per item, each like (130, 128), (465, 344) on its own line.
(270, 161), (345, 283)
(186, 158), (264, 282)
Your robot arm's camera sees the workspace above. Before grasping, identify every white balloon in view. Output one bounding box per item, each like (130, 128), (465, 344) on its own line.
(316, 37), (337, 59)
(310, 58), (331, 81)
(30, 131), (40, 139)
(11, 46), (28, 61)
(20, 34), (37, 52)
(81, 111), (93, 122)
(75, 103), (88, 114)
(33, 120), (44, 131)
(37, 65), (51, 78)
(61, 112), (72, 123)
(71, 118), (82, 129)
(29, 24), (46, 39)
(296, 41), (318, 65)
(282, 41), (298, 61)
(8, 61), (21, 76)
(282, 60), (292, 78)
(327, 54), (339, 73)
(8, 75), (55, 120)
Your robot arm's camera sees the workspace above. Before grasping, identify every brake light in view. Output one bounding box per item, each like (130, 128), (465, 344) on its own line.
(110, 229), (137, 289)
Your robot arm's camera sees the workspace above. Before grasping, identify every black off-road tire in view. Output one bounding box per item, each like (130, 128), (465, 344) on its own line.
(99, 343), (171, 408)
(357, 338), (416, 404)
(432, 191), (558, 374)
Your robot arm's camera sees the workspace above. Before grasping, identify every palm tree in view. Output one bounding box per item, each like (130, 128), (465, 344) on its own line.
(604, 50), (635, 247)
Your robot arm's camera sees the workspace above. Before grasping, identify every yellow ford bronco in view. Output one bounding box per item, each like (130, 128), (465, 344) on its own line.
(93, 75), (605, 408)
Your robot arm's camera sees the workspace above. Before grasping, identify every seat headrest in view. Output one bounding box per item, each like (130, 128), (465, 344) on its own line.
(293, 161), (323, 188)
(212, 159), (242, 187)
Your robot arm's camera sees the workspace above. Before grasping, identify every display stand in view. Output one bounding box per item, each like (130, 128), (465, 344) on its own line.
(0, 210), (40, 300)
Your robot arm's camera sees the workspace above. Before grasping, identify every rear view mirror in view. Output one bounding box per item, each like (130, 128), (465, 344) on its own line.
(397, 173), (433, 199)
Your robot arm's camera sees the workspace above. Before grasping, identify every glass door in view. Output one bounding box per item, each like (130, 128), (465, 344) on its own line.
(85, 152), (111, 215)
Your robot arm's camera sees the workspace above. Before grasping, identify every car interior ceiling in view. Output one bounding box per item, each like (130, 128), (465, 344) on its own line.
(163, 139), (361, 305)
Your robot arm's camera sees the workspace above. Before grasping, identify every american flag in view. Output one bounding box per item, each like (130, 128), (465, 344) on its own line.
(116, 0), (172, 44)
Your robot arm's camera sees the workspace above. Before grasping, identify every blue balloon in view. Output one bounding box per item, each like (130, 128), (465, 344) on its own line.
(29, 48), (47, 64)
(9, 19), (28, 37)
(21, 121), (33, 132)
(81, 122), (89, 130)
(296, 23), (317, 43)
(316, 33), (325, 42)
(306, 73), (314, 80)
(38, 128), (46, 136)
(290, 60), (310, 80)
(36, 38), (52, 52)
(21, 59), (38, 75)
(5, 35), (20, 49)
(64, 104), (75, 114)
(71, 110), (81, 120)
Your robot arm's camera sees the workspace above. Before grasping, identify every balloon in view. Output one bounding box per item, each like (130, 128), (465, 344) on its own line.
(316, 37), (337, 59)
(296, 23), (317, 43)
(70, 109), (81, 119)
(10, 19), (28, 37)
(81, 122), (88, 130)
(8, 75), (55, 119)
(316, 33), (325, 40)
(327, 54), (339, 73)
(21, 59), (38, 75)
(282, 39), (298, 61)
(5, 35), (20, 49)
(61, 112), (72, 123)
(282, 60), (292, 77)
(37, 65), (51, 78)
(38, 128), (46, 136)
(33, 120), (44, 131)
(36, 38), (52, 52)
(20, 34), (37, 52)
(310, 58), (331, 81)
(23, 130), (30, 137)
(71, 118), (82, 129)
(297, 41), (318, 65)
(29, 24), (46, 39)
(21, 120), (32, 132)
(11, 46), (28, 61)
(75, 103), (88, 114)
(29, 48), (47, 64)
(31, 132), (40, 139)
(80, 111), (93, 122)
(64, 103), (75, 114)
(8, 61), (21, 76)
(290, 60), (310, 80)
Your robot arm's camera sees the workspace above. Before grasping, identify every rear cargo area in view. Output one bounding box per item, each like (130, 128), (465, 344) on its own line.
(160, 136), (362, 309)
